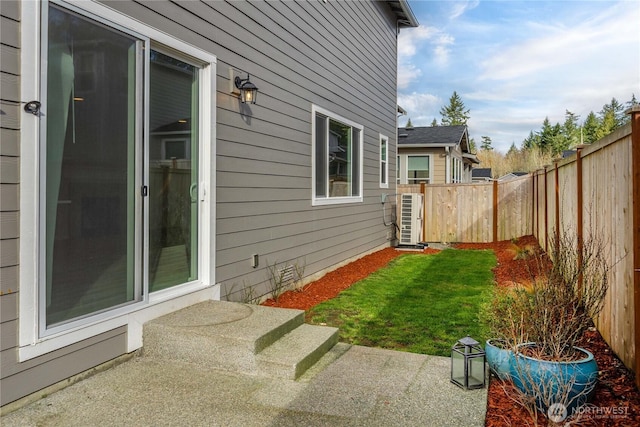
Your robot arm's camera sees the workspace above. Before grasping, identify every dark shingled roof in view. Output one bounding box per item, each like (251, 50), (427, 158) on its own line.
(398, 125), (467, 146)
(472, 168), (492, 179)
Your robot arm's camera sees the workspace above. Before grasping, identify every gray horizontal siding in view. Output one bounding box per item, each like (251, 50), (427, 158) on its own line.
(0, 128), (19, 156)
(0, 265), (17, 294)
(0, 327), (127, 406)
(99, 0), (401, 300)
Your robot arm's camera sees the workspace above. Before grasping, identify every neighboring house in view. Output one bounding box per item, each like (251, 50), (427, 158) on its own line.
(498, 172), (529, 181)
(471, 167), (493, 182)
(396, 125), (479, 184)
(0, 0), (418, 406)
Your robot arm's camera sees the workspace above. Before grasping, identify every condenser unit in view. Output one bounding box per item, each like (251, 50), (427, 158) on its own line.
(399, 193), (424, 246)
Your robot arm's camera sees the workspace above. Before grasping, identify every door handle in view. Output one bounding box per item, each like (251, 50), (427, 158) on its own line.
(189, 183), (197, 202)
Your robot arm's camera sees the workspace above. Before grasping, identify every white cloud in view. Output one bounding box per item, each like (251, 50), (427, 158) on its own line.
(398, 25), (437, 58)
(398, 63), (423, 90)
(432, 34), (455, 66)
(397, 92), (441, 125)
(479, 2), (639, 81)
(448, 0), (480, 20)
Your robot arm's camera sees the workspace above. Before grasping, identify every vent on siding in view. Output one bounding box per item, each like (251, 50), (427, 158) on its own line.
(278, 265), (295, 285)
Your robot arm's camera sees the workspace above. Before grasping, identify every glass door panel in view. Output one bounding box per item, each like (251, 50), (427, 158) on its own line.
(45, 5), (139, 326)
(148, 50), (199, 292)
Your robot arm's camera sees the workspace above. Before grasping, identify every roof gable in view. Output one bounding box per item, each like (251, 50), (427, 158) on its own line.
(398, 125), (468, 147)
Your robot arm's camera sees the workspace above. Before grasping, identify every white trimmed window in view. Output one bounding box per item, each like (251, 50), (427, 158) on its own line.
(312, 105), (363, 205)
(379, 134), (389, 188)
(20, 0), (215, 356)
(407, 155), (431, 184)
(451, 157), (462, 183)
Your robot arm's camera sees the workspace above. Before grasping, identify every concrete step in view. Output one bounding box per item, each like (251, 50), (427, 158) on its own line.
(257, 323), (339, 380)
(142, 300), (338, 379)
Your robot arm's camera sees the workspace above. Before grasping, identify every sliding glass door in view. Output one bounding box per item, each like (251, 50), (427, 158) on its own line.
(44, 4), (140, 326)
(148, 50), (199, 292)
(42, 3), (202, 329)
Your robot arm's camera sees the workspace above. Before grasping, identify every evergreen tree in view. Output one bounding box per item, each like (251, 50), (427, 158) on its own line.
(440, 91), (470, 126)
(600, 97), (626, 128)
(562, 110), (581, 148)
(596, 109), (616, 140)
(469, 138), (477, 153)
(480, 136), (493, 151)
(582, 111), (600, 144)
(522, 131), (540, 150)
(430, 118), (438, 127)
(405, 118), (413, 128)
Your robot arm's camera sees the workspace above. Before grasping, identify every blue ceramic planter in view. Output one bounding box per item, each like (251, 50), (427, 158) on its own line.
(509, 343), (598, 415)
(485, 339), (512, 380)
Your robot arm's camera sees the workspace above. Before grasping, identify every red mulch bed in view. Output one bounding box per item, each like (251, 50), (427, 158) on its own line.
(262, 238), (640, 426)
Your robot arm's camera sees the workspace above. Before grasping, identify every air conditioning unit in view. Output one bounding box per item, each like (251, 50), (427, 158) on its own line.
(399, 193), (424, 245)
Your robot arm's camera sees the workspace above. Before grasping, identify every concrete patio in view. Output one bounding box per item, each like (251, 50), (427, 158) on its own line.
(2, 301), (487, 426)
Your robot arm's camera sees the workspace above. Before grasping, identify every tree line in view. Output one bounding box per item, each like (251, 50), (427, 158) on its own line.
(404, 91), (638, 176)
(522, 95), (637, 156)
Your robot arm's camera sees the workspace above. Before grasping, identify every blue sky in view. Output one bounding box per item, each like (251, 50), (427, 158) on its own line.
(397, 0), (640, 153)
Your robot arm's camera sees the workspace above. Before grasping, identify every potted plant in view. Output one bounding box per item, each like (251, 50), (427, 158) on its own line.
(481, 284), (534, 380)
(483, 231), (610, 419)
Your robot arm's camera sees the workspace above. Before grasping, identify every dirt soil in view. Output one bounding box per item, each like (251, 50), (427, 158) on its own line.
(262, 237), (640, 426)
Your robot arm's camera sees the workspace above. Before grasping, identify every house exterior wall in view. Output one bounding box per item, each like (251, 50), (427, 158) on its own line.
(398, 146), (474, 185)
(99, 0), (399, 301)
(1, 0), (402, 407)
(398, 147), (447, 184)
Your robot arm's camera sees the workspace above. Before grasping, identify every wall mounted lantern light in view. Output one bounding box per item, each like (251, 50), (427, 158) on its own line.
(234, 73), (258, 104)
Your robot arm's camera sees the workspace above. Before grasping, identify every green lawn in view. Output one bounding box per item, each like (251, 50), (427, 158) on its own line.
(306, 249), (496, 356)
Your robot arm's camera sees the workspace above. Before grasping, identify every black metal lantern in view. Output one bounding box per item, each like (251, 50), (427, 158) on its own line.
(235, 74), (258, 104)
(451, 336), (486, 390)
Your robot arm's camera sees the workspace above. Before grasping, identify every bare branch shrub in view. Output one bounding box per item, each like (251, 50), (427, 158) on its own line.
(523, 231), (609, 361)
(223, 281), (259, 304)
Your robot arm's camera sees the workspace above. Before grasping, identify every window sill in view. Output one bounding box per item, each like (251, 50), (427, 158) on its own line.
(312, 196), (363, 206)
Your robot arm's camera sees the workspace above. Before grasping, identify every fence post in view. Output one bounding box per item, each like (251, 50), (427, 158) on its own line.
(543, 166), (549, 253)
(576, 145), (585, 293)
(420, 182), (426, 243)
(554, 160), (560, 241)
(492, 179), (498, 242)
(531, 172), (536, 239)
(629, 106), (640, 388)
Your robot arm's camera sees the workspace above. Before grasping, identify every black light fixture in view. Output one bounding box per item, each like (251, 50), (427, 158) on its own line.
(451, 336), (486, 390)
(234, 73), (258, 104)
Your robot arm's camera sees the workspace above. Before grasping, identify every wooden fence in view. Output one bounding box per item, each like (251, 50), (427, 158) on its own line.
(398, 175), (533, 243)
(396, 107), (640, 385)
(531, 120), (638, 384)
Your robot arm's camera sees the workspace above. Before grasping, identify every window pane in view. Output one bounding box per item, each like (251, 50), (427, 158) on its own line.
(380, 137), (387, 185)
(45, 5), (139, 326)
(328, 119), (351, 197)
(149, 50), (199, 292)
(408, 156), (430, 183)
(315, 114), (327, 197)
(351, 128), (360, 195)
